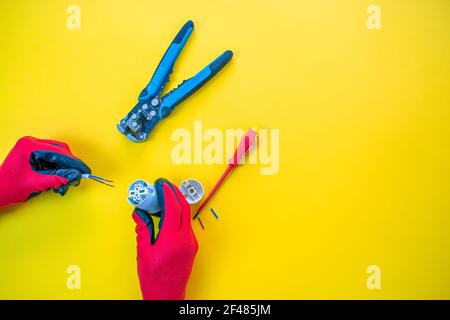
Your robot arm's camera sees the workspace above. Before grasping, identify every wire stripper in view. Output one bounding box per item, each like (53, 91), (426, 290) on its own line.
(117, 20), (233, 142)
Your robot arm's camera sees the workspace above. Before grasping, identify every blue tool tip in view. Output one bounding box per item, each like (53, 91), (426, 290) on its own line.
(185, 20), (194, 29)
(224, 50), (233, 59)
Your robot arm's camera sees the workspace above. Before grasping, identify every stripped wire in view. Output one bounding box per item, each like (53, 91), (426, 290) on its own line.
(210, 208), (219, 220)
(198, 217), (205, 230)
(81, 174), (115, 187)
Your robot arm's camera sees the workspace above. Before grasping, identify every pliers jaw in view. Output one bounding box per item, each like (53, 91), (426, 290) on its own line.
(117, 100), (160, 142)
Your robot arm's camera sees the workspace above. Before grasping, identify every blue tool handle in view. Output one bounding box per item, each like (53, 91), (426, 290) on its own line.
(138, 20), (194, 102)
(158, 50), (233, 118)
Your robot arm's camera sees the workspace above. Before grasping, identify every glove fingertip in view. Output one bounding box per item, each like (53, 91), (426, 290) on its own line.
(54, 184), (69, 196)
(154, 178), (178, 204)
(154, 177), (170, 190)
(75, 159), (92, 175)
(65, 156), (92, 175)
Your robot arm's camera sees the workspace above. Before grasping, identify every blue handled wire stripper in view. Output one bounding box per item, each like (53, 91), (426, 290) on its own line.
(117, 20), (233, 142)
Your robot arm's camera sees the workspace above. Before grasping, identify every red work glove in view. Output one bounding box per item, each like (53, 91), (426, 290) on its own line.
(0, 136), (91, 208)
(132, 178), (198, 300)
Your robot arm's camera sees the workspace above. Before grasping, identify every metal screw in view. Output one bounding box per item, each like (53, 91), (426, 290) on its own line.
(151, 99), (159, 107)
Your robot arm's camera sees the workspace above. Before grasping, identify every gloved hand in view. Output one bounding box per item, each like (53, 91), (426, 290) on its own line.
(0, 136), (91, 208)
(133, 178), (198, 300)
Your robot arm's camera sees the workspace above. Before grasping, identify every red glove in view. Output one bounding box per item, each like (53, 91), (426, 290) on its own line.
(132, 178), (198, 300)
(0, 136), (91, 208)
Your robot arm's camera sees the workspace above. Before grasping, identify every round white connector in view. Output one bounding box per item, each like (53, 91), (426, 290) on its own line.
(127, 179), (160, 213)
(179, 179), (204, 205)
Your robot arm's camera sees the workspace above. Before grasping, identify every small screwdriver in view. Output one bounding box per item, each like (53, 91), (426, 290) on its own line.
(193, 127), (258, 220)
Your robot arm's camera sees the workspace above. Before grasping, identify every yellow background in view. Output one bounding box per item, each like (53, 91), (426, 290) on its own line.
(0, 0), (449, 299)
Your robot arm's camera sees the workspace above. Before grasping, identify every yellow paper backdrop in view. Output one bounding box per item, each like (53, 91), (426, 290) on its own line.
(0, 0), (449, 299)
